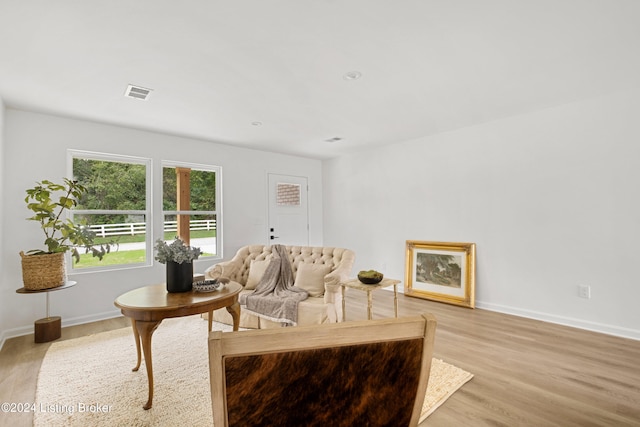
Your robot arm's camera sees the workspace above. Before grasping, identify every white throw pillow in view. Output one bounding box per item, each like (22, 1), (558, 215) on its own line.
(246, 259), (271, 290)
(295, 263), (331, 297)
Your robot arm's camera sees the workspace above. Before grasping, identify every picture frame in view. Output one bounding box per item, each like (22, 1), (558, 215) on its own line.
(404, 240), (476, 308)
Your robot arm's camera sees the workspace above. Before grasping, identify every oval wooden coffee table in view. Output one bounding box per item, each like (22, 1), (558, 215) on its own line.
(114, 281), (242, 410)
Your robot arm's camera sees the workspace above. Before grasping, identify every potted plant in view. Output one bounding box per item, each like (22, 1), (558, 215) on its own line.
(154, 237), (202, 293)
(21, 178), (112, 290)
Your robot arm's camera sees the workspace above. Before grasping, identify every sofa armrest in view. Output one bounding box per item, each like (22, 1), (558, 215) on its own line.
(324, 263), (351, 304)
(323, 271), (348, 321)
(324, 249), (355, 286)
(205, 259), (241, 281)
(324, 249), (356, 322)
(323, 270), (348, 295)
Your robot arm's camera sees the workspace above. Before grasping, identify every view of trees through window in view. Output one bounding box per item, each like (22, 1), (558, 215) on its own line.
(162, 165), (218, 258)
(162, 168), (216, 212)
(71, 155), (149, 269)
(70, 154), (221, 270)
(74, 158), (147, 221)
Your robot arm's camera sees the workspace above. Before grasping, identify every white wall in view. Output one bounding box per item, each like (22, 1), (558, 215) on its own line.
(0, 99), (6, 348)
(323, 89), (640, 340)
(0, 109), (323, 341)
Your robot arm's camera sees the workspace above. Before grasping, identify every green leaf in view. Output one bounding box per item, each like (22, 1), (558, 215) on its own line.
(59, 197), (74, 209)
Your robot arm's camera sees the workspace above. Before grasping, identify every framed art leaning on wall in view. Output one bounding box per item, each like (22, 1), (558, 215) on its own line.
(405, 240), (476, 308)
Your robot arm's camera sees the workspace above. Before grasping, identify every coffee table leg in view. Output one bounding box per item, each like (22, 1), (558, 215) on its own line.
(226, 302), (241, 331)
(134, 320), (161, 410)
(130, 319), (142, 372)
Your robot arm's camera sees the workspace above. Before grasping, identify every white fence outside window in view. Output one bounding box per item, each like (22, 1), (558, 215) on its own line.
(89, 219), (216, 237)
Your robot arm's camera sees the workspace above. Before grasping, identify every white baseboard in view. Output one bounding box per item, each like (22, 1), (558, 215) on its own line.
(1, 325), (32, 343)
(476, 301), (640, 341)
(0, 309), (123, 352)
(392, 287), (640, 341)
(59, 309), (124, 329)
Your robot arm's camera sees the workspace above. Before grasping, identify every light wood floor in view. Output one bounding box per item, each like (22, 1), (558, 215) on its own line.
(1, 291), (639, 426)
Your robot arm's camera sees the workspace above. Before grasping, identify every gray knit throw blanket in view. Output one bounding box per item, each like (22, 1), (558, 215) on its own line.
(239, 245), (308, 326)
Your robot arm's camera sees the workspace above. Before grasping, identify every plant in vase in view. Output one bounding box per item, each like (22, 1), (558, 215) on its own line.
(154, 237), (202, 293)
(22, 178), (114, 290)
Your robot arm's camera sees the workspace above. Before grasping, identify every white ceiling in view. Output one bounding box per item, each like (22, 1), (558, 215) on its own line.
(1, 0), (639, 159)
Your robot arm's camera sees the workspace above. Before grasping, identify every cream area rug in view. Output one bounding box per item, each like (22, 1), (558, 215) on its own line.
(35, 316), (473, 426)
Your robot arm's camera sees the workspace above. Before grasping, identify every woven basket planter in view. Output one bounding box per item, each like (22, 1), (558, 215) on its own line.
(20, 251), (66, 290)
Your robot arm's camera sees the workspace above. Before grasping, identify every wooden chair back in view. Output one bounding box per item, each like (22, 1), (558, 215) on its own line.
(208, 313), (437, 427)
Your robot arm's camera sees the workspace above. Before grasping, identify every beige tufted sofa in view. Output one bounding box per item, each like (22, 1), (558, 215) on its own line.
(204, 245), (355, 329)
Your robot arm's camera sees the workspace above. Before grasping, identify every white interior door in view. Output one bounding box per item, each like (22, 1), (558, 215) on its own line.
(268, 174), (309, 246)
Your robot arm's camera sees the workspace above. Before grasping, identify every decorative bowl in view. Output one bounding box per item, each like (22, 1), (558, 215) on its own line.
(358, 270), (384, 285)
(192, 279), (221, 293)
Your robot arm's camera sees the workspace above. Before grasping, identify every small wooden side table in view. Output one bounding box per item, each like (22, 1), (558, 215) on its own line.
(340, 278), (401, 321)
(16, 281), (77, 343)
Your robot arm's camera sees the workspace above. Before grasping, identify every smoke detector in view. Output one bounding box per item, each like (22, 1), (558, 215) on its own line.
(124, 84), (152, 101)
(343, 71), (362, 81)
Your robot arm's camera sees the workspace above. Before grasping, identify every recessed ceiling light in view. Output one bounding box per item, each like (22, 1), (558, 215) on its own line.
(343, 71), (362, 81)
(124, 84), (152, 101)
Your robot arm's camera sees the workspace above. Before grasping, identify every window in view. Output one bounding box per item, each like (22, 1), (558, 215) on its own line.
(69, 151), (152, 270)
(162, 162), (221, 260)
(277, 182), (301, 206)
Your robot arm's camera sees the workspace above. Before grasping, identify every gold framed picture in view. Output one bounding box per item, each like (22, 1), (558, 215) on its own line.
(404, 240), (476, 308)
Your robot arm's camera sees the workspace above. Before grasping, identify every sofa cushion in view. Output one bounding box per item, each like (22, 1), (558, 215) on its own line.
(295, 263), (331, 297)
(214, 291), (336, 329)
(245, 259), (271, 290)
(259, 296), (336, 328)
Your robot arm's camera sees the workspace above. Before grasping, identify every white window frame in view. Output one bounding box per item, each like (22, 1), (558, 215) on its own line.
(161, 160), (222, 262)
(67, 150), (153, 272)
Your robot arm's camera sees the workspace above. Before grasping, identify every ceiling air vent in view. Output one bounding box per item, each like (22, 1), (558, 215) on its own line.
(325, 137), (343, 143)
(124, 84), (152, 101)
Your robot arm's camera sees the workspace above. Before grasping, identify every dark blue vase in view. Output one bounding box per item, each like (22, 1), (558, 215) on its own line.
(166, 261), (193, 293)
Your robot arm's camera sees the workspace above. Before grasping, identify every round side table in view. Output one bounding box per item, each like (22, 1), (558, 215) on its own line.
(16, 281), (77, 343)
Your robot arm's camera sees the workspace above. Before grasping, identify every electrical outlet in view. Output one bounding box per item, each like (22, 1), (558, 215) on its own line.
(578, 284), (591, 299)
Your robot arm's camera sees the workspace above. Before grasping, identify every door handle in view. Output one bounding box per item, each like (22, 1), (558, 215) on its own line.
(270, 235), (279, 240)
